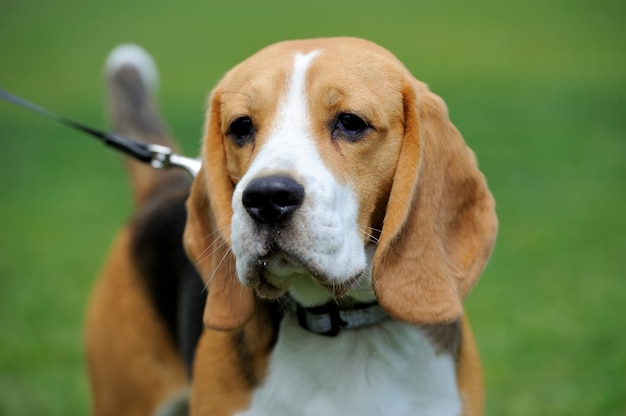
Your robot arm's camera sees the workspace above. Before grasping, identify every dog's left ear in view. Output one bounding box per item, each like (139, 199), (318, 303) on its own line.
(183, 91), (255, 331)
(373, 79), (498, 325)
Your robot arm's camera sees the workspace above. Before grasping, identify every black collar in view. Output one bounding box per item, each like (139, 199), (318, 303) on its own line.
(281, 295), (390, 337)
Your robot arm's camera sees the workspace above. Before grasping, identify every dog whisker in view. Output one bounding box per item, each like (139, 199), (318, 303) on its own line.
(194, 238), (228, 266)
(357, 267), (376, 290)
(359, 226), (381, 245)
(193, 225), (232, 264)
(202, 246), (234, 292)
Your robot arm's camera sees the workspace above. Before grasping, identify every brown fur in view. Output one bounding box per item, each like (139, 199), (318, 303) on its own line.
(457, 315), (486, 416)
(190, 301), (280, 415)
(373, 80), (497, 324)
(86, 229), (188, 415)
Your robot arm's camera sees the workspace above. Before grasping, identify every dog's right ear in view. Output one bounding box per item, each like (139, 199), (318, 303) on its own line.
(183, 91), (255, 331)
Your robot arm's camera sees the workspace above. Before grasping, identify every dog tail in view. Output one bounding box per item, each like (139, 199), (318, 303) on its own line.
(105, 44), (185, 206)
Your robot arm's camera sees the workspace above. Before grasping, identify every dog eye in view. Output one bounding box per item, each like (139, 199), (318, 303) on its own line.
(228, 116), (254, 146)
(333, 113), (368, 141)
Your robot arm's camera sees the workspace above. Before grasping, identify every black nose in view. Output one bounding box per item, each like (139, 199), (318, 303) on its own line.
(242, 176), (305, 225)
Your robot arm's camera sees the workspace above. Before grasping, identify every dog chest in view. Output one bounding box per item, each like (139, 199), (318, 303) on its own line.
(235, 314), (462, 416)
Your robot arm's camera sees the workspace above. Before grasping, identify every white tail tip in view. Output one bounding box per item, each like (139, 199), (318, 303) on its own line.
(105, 44), (159, 91)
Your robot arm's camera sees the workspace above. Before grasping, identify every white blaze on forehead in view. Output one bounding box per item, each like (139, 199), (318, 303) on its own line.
(282, 51), (319, 125)
(245, 50), (321, 177)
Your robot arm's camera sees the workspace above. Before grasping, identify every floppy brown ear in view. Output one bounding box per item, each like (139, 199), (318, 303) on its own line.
(183, 91), (255, 331)
(373, 80), (497, 325)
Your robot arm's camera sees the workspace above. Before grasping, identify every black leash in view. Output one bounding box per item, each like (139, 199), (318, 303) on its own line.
(0, 88), (200, 177)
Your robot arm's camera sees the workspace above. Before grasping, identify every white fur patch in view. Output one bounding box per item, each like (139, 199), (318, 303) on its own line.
(236, 317), (461, 415)
(105, 44), (159, 91)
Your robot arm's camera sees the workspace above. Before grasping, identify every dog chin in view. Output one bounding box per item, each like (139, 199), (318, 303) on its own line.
(254, 272), (361, 304)
(254, 274), (288, 299)
(240, 251), (309, 299)
(243, 250), (362, 303)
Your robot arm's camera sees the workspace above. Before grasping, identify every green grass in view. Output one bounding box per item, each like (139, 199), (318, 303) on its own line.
(1, 0), (625, 414)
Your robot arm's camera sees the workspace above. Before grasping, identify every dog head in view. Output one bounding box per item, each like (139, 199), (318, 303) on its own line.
(184, 37), (497, 330)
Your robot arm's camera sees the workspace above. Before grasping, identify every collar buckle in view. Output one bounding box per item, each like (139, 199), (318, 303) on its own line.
(296, 302), (347, 337)
(283, 294), (390, 337)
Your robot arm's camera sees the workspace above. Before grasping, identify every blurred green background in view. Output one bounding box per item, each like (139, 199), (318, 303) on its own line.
(1, 0), (624, 414)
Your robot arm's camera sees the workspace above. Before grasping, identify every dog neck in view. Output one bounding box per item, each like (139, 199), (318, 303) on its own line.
(281, 294), (389, 337)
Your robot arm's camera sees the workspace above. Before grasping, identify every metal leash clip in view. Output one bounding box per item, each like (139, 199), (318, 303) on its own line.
(147, 144), (201, 177)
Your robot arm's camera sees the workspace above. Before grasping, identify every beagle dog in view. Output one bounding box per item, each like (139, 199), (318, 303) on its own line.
(86, 37), (497, 416)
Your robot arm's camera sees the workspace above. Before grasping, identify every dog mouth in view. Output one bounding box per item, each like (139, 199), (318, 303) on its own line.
(254, 273), (286, 299)
(316, 274), (361, 297)
(249, 249), (361, 299)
